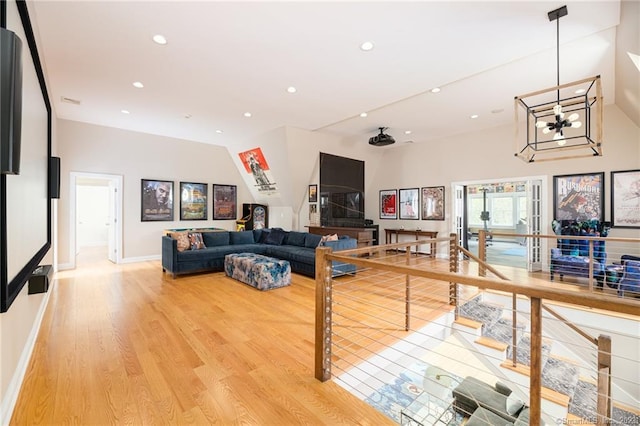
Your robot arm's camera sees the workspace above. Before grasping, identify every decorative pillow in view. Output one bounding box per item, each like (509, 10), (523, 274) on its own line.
(173, 231), (191, 252)
(202, 231), (230, 247)
(495, 381), (512, 396)
(506, 393), (525, 416)
(188, 232), (206, 250)
(321, 233), (339, 242)
(285, 231), (306, 247)
(304, 233), (322, 248)
(229, 230), (255, 245)
(264, 228), (286, 245)
(259, 229), (271, 243)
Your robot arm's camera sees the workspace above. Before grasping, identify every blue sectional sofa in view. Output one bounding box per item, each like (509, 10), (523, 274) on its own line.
(162, 228), (357, 279)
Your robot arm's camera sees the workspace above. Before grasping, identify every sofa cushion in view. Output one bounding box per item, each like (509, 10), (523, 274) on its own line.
(305, 233), (322, 248)
(172, 231), (191, 252)
(229, 231), (255, 245)
(285, 231), (307, 247)
(258, 229), (271, 243)
(253, 229), (264, 243)
(188, 232), (206, 250)
(264, 228), (286, 245)
(506, 393), (524, 416)
(202, 231), (230, 247)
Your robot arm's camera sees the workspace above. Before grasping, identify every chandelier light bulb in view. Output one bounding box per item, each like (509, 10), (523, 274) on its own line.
(567, 113), (579, 122)
(536, 121), (548, 128)
(571, 121), (583, 129)
(542, 127), (551, 135)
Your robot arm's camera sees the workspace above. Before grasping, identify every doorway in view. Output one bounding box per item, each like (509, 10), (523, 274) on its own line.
(69, 172), (123, 268)
(453, 176), (545, 271)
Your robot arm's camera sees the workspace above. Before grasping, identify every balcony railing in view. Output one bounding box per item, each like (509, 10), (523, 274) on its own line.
(314, 234), (640, 425)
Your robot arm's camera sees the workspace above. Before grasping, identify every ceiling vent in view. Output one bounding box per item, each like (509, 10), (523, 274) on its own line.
(61, 96), (81, 105)
(369, 127), (395, 146)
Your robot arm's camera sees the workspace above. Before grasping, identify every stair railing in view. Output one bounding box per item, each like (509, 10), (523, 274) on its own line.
(470, 230), (614, 423)
(315, 242), (639, 425)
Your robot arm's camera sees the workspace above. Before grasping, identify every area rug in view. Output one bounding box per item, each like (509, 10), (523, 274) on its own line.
(363, 361), (464, 424)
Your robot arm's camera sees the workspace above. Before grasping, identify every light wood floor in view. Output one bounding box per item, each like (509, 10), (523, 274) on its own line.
(10, 248), (395, 425)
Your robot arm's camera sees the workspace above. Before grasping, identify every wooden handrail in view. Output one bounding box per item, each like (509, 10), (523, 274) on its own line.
(541, 303), (597, 345)
(323, 249), (640, 317)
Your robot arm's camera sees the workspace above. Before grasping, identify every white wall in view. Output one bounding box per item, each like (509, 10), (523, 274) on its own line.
(368, 104), (640, 241)
(56, 119), (252, 266)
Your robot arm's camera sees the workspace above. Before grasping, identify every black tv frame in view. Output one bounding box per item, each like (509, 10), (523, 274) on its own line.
(0, 0), (52, 312)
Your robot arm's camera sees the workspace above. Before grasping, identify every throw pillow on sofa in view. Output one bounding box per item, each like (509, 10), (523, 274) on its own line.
(188, 232), (206, 250)
(264, 228), (286, 245)
(172, 231), (191, 252)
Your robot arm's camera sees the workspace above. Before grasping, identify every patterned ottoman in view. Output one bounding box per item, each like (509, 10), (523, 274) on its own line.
(224, 253), (291, 291)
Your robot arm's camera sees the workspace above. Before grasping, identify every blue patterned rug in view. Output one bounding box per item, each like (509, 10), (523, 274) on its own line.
(364, 361), (464, 424)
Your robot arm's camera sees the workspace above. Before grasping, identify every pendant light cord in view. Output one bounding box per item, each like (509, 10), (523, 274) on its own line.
(556, 15), (560, 105)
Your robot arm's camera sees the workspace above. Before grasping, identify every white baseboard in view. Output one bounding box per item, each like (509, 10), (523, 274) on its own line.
(120, 255), (161, 264)
(0, 289), (52, 426)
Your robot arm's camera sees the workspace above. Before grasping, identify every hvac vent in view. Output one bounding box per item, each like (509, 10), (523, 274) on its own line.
(61, 96), (81, 105)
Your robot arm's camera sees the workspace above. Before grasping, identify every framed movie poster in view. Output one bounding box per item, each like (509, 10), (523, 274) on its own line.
(180, 182), (208, 220)
(611, 169), (640, 228)
(422, 186), (445, 220)
(399, 188), (419, 220)
(380, 189), (397, 219)
(553, 172), (604, 222)
(141, 179), (173, 221)
(308, 184), (318, 203)
(212, 184), (237, 220)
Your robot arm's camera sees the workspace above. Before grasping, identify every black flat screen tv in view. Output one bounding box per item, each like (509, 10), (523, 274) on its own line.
(319, 153), (365, 227)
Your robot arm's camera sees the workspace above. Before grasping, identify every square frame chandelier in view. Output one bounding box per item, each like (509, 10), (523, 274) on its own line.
(514, 6), (603, 163)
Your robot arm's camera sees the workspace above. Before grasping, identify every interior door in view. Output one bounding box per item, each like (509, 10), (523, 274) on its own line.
(107, 181), (117, 263)
(454, 185), (466, 257)
(528, 179), (542, 272)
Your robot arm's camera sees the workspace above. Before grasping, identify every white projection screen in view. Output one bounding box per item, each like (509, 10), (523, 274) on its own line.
(1, 0), (51, 312)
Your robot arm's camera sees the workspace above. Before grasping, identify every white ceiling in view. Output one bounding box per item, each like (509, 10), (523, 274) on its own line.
(28, 1), (627, 149)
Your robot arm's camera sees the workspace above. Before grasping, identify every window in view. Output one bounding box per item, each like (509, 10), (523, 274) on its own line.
(492, 197), (514, 227)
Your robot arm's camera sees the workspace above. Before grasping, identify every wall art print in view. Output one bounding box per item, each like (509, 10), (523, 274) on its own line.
(238, 147), (277, 193)
(421, 186), (445, 221)
(141, 179), (173, 221)
(180, 182), (208, 220)
(553, 172), (604, 222)
(309, 184), (318, 203)
(399, 188), (420, 220)
(611, 169), (640, 228)
(212, 184), (237, 220)
(380, 189), (397, 219)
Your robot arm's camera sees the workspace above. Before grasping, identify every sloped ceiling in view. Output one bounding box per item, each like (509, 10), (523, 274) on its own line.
(28, 1), (637, 149)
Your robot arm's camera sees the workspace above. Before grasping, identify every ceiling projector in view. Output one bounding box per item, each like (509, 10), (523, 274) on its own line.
(369, 127), (395, 146)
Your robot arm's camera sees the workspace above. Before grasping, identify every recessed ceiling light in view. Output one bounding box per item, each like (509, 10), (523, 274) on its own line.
(404, 130), (412, 135)
(287, 86), (297, 93)
(360, 41), (374, 51)
(431, 87), (441, 93)
(360, 112), (368, 118)
(121, 110), (130, 114)
(470, 114), (479, 119)
(244, 112), (252, 118)
(133, 81), (144, 88)
(575, 88), (586, 94)
(216, 129), (223, 134)
(152, 34), (167, 45)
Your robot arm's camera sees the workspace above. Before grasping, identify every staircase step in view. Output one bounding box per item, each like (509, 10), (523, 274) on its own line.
(499, 362), (571, 407)
(476, 336), (509, 352)
(567, 413), (595, 426)
(454, 317), (483, 329)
